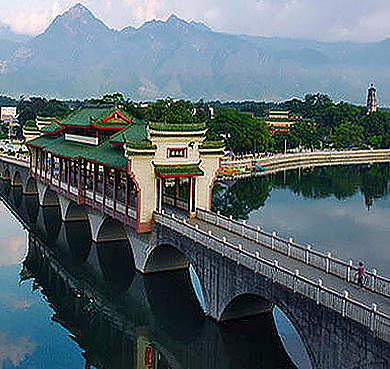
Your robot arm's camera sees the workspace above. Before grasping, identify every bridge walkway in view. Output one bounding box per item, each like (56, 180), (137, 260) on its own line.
(186, 216), (390, 317)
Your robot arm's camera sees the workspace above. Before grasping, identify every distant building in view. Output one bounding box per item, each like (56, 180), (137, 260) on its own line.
(367, 84), (377, 113)
(268, 110), (290, 119)
(1, 106), (17, 123)
(264, 110), (303, 133)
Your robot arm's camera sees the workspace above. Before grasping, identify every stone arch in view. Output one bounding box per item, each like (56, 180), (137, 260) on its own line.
(25, 194), (39, 224)
(91, 218), (135, 291)
(144, 244), (189, 273)
(10, 186), (22, 209)
(96, 240), (135, 292)
(42, 187), (60, 207)
(95, 218), (129, 243)
(35, 206), (62, 242)
(11, 171), (22, 187)
(219, 293), (273, 322)
(3, 168), (10, 181)
(24, 177), (38, 195)
(143, 241), (208, 318)
(65, 220), (92, 262)
(64, 202), (89, 222)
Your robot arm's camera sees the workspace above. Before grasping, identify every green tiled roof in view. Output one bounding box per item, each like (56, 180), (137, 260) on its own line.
(200, 140), (225, 149)
(110, 123), (149, 145)
(24, 120), (38, 130)
(28, 135), (127, 170)
(154, 164), (204, 178)
(59, 107), (112, 127)
(150, 122), (207, 132)
(36, 116), (57, 122)
(41, 123), (64, 134)
(59, 106), (137, 130)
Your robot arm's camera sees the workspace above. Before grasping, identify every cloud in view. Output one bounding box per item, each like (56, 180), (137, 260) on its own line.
(0, 235), (27, 266)
(2, 294), (35, 311)
(1, 1), (63, 35)
(0, 332), (37, 367)
(2, 0), (390, 41)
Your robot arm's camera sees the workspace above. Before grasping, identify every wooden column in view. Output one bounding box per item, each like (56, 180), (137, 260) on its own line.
(191, 177), (196, 213)
(113, 169), (118, 212)
(50, 154), (54, 184)
(67, 159), (71, 194)
(38, 149), (43, 178)
(175, 178), (179, 207)
(59, 157), (63, 189)
(40, 150), (44, 179)
(103, 166), (107, 208)
(83, 160), (88, 195)
(77, 159), (82, 200)
(125, 174), (130, 217)
(93, 163), (97, 203)
(34, 148), (39, 175)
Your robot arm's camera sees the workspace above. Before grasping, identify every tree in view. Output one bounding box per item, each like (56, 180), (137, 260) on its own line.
(208, 107), (271, 153)
(290, 121), (320, 151)
(330, 120), (364, 149)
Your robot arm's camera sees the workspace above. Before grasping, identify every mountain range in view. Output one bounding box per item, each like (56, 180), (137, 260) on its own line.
(0, 3), (389, 104)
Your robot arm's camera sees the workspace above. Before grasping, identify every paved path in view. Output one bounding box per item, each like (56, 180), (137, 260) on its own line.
(187, 216), (390, 316)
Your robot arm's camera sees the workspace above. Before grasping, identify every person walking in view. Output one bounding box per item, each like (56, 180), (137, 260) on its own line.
(356, 262), (365, 288)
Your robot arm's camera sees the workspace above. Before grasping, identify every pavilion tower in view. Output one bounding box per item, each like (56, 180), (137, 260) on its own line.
(367, 84), (377, 113)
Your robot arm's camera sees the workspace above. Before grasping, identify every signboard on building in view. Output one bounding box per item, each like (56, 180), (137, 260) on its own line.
(1, 107), (17, 122)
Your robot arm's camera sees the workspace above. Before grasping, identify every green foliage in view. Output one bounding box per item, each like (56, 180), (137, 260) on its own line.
(290, 121), (321, 151)
(140, 99), (201, 123)
(208, 107), (271, 153)
(212, 176), (271, 219)
(18, 97), (71, 126)
(330, 120), (364, 149)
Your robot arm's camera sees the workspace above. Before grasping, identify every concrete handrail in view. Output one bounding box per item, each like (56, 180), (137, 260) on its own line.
(196, 208), (390, 298)
(154, 211), (390, 342)
(219, 149), (390, 178)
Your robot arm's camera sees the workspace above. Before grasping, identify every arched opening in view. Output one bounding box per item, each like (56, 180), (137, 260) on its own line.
(220, 293), (273, 322)
(42, 206), (62, 241)
(143, 245), (207, 341)
(272, 307), (312, 369)
(10, 186), (22, 208)
(65, 220), (92, 263)
(65, 203), (89, 222)
(144, 267), (205, 343)
(25, 177), (38, 195)
(42, 187), (60, 207)
(96, 240), (134, 292)
(0, 178), (11, 198)
(3, 169), (10, 181)
(218, 312), (298, 369)
(144, 244), (189, 273)
(220, 294), (311, 368)
(12, 171), (22, 187)
(25, 194), (39, 224)
(95, 219), (134, 292)
(96, 218), (128, 243)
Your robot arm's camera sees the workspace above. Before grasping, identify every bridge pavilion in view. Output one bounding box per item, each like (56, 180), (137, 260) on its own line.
(26, 105), (224, 233)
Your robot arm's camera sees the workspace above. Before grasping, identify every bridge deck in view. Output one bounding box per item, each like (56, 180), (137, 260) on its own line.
(187, 216), (390, 316)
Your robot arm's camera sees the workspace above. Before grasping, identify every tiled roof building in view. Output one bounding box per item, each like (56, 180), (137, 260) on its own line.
(27, 105), (224, 233)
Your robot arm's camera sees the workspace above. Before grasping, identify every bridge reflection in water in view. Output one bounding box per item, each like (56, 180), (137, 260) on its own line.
(0, 179), (298, 369)
(3, 159), (390, 368)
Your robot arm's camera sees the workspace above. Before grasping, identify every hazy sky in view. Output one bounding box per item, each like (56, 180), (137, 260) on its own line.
(0, 0), (390, 43)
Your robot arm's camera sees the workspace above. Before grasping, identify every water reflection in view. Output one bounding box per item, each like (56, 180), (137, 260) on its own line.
(213, 163), (390, 219)
(0, 331), (37, 366)
(22, 228), (297, 368)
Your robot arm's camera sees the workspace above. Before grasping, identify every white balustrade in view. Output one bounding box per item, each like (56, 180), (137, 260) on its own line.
(154, 210), (390, 341)
(196, 208), (390, 299)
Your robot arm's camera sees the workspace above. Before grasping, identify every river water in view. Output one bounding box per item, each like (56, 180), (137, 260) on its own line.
(0, 163), (389, 368)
